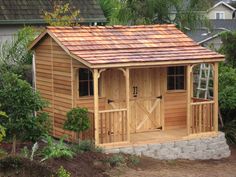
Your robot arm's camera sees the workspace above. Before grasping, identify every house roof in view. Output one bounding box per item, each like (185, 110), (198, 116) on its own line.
(0, 0), (106, 25)
(186, 19), (236, 44)
(208, 1), (236, 12)
(30, 25), (224, 68)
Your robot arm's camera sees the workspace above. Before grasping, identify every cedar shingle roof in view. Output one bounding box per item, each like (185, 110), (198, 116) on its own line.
(31, 24), (224, 67)
(0, 0), (106, 24)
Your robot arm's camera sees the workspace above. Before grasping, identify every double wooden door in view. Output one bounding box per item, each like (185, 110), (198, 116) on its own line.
(130, 68), (162, 133)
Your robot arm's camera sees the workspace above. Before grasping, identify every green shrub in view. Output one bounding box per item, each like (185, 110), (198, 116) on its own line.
(0, 72), (49, 154)
(106, 154), (125, 167)
(64, 108), (90, 133)
(20, 142), (39, 161)
(0, 148), (7, 158)
(218, 64), (236, 143)
(72, 139), (93, 153)
(22, 112), (51, 142)
(20, 146), (30, 158)
(0, 156), (22, 170)
(41, 135), (74, 162)
(0, 111), (7, 142)
(64, 108), (90, 144)
(72, 139), (103, 153)
(222, 120), (236, 144)
(128, 155), (140, 166)
(56, 166), (71, 177)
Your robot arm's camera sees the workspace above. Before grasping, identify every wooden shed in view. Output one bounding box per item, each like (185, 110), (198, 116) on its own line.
(29, 24), (224, 147)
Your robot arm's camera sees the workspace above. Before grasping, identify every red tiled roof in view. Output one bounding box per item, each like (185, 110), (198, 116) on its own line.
(44, 25), (224, 66)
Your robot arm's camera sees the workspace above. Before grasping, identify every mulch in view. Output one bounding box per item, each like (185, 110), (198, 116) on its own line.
(0, 141), (114, 177)
(45, 152), (111, 177)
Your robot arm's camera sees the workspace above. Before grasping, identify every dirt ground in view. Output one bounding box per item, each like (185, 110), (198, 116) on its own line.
(1, 142), (236, 177)
(110, 146), (236, 177)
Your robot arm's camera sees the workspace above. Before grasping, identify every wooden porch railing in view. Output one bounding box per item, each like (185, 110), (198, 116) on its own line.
(98, 109), (128, 144)
(190, 100), (214, 134)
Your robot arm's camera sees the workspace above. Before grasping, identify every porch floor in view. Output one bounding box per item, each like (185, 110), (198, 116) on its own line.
(130, 129), (188, 145)
(102, 129), (218, 149)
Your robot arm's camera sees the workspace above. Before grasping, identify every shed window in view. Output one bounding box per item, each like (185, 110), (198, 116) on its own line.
(79, 68), (94, 97)
(167, 66), (185, 90)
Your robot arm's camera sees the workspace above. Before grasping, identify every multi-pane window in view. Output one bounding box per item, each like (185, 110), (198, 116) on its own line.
(167, 66), (185, 90)
(79, 68), (94, 97)
(215, 12), (225, 19)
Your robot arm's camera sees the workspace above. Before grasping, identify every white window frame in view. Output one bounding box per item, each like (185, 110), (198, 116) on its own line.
(215, 11), (225, 19)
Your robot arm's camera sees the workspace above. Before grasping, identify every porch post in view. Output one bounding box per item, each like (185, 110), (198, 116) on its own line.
(213, 62), (219, 132)
(125, 68), (130, 142)
(93, 69), (99, 145)
(187, 65), (192, 135)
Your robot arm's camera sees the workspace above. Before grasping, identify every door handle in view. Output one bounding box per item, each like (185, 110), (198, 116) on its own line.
(157, 96), (162, 99)
(108, 99), (114, 104)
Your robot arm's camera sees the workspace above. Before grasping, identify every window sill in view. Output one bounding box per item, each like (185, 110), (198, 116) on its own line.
(77, 96), (105, 100)
(166, 90), (186, 94)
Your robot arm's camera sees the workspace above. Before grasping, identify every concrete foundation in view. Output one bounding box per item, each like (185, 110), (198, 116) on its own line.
(104, 132), (231, 160)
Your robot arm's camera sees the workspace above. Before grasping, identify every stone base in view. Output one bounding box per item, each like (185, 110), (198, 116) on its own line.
(104, 132), (231, 160)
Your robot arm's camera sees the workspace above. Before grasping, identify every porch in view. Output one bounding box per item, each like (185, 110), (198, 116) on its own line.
(77, 63), (219, 147)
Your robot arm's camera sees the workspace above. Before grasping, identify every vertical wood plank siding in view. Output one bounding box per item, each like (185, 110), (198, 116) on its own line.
(35, 36), (74, 140)
(164, 92), (187, 130)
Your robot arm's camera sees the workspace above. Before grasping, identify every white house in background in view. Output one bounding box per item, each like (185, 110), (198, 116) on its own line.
(207, 1), (236, 19)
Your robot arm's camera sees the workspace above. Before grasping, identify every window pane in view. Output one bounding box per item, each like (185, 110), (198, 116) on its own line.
(79, 68), (89, 80)
(167, 76), (175, 90)
(176, 66), (184, 75)
(89, 81), (94, 96)
(88, 70), (93, 80)
(167, 67), (175, 75)
(176, 76), (185, 89)
(79, 81), (89, 96)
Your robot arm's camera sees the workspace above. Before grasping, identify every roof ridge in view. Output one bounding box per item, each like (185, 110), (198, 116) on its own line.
(46, 24), (176, 30)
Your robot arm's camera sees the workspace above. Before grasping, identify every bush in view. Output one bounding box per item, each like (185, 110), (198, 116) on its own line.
(64, 108), (90, 144)
(20, 142), (39, 161)
(56, 166), (71, 177)
(128, 155), (140, 166)
(0, 156), (22, 170)
(64, 108), (90, 132)
(0, 148), (7, 158)
(71, 139), (103, 153)
(0, 111), (7, 143)
(222, 120), (236, 144)
(0, 72), (49, 154)
(106, 154), (125, 167)
(218, 64), (236, 143)
(41, 135), (74, 162)
(22, 112), (51, 142)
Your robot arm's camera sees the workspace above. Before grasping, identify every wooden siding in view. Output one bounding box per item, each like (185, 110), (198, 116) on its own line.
(164, 92), (187, 129)
(35, 36), (75, 140)
(129, 68), (162, 133)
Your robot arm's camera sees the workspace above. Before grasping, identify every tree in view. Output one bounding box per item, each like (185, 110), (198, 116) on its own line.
(0, 72), (49, 154)
(44, 2), (80, 26)
(218, 31), (236, 144)
(99, 0), (212, 30)
(219, 31), (236, 68)
(64, 108), (90, 143)
(0, 112), (7, 143)
(0, 27), (40, 78)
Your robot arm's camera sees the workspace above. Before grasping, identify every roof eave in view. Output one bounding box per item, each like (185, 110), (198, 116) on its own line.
(28, 29), (92, 68)
(207, 1), (236, 12)
(0, 18), (107, 25)
(88, 58), (225, 69)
